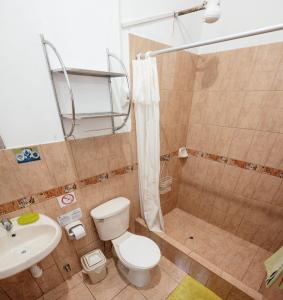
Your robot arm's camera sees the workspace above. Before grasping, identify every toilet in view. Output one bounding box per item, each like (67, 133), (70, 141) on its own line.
(90, 197), (161, 287)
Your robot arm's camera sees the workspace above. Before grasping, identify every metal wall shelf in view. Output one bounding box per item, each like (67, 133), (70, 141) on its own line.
(41, 34), (131, 139)
(62, 112), (128, 120)
(52, 68), (126, 78)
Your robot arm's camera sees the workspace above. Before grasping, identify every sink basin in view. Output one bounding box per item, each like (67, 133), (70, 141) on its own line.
(0, 214), (62, 279)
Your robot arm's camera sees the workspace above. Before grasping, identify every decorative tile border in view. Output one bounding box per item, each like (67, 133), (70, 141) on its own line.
(187, 148), (283, 178)
(1, 148), (282, 216)
(0, 157), (168, 216)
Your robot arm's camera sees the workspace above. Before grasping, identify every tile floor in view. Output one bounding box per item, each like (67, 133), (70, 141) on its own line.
(37, 256), (187, 300)
(164, 208), (271, 291)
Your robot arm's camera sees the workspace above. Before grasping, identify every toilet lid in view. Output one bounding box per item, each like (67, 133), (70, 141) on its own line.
(119, 235), (160, 269)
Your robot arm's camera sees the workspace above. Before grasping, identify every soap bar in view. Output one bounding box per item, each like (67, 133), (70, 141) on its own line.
(17, 213), (39, 225)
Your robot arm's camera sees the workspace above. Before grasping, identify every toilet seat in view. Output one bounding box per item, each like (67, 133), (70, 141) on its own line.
(113, 233), (161, 270)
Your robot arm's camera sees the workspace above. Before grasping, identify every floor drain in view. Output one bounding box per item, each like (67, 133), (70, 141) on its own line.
(189, 236), (194, 239)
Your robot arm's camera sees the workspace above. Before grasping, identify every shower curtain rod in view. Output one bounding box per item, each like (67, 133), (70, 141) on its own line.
(139, 23), (283, 58)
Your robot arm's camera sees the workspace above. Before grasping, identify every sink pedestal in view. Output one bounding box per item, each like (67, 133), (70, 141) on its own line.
(30, 264), (43, 278)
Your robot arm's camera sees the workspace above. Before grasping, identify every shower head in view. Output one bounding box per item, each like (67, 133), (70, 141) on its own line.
(204, 0), (221, 23)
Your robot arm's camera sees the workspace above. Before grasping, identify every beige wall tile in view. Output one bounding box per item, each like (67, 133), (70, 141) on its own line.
(209, 207), (226, 228)
(0, 150), (24, 204)
(247, 71), (277, 91)
(193, 54), (218, 91)
(236, 92), (267, 130)
(76, 183), (105, 213)
(219, 165), (241, 192)
(161, 240), (191, 274)
(247, 43), (283, 91)
(0, 270), (42, 300)
(51, 233), (82, 280)
(266, 133), (283, 169)
(234, 169), (261, 199)
(220, 92), (245, 127)
(261, 91), (283, 109)
(69, 137), (108, 180)
(72, 217), (99, 252)
(41, 142), (77, 186)
(257, 107), (283, 133)
(211, 127), (234, 157)
(203, 159), (225, 189)
(189, 91), (208, 124)
(272, 54), (283, 91)
(4, 147), (56, 196)
(246, 131), (278, 165)
(272, 181), (283, 207)
(158, 256), (187, 283)
(186, 123), (204, 150)
(36, 264), (64, 293)
(39, 254), (55, 270)
(252, 174), (281, 203)
(228, 128), (255, 161)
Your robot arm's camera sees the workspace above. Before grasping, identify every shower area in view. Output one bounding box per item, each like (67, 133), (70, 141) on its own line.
(131, 31), (283, 300)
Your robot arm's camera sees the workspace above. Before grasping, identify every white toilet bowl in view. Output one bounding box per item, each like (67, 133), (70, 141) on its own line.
(90, 197), (161, 287)
(112, 231), (161, 287)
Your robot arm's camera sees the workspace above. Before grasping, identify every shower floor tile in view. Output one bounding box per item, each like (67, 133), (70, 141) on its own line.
(164, 208), (271, 291)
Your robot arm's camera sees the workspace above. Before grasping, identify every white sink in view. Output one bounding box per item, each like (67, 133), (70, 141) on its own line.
(0, 214), (62, 279)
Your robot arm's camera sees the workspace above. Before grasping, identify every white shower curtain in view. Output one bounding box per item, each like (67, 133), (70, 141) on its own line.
(132, 56), (164, 232)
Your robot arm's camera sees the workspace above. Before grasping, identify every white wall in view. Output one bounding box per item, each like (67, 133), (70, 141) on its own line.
(0, 0), (121, 148)
(120, 0), (204, 47)
(200, 0), (283, 53)
(120, 0), (283, 55)
(1, 0), (283, 148)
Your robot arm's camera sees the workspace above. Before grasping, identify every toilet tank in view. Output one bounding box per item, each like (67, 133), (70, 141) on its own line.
(90, 197), (130, 241)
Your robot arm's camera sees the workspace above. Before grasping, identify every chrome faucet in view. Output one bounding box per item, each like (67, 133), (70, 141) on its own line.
(1, 218), (13, 231)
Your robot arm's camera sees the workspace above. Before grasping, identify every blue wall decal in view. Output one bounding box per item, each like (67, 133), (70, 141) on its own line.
(14, 147), (41, 164)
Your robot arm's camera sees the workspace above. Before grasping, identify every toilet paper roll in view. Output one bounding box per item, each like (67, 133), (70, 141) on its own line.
(71, 225), (86, 240)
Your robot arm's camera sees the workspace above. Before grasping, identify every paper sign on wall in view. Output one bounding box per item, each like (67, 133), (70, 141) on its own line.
(57, 192), (77, 208)
(57, 208), (82, 227)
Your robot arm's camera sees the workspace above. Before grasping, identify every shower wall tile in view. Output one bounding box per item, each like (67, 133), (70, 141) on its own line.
(257, 107), (283, 132)
(247, 43), (283, 91)
(228, 128), (255, 161)
(272, 182), (283, 207)
(234, 169), (261, 199)
(273, 68), (283, 90)
(179, 41), (283, 251)
(252, 174), (281, 204)
(236, 91), (267, 130)
(245, 131), (278, 165)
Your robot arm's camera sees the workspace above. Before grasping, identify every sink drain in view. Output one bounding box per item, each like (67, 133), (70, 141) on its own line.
(21, 249), (27, 254)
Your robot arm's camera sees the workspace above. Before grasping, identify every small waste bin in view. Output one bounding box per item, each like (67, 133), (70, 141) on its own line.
(80, 249), (107, 284)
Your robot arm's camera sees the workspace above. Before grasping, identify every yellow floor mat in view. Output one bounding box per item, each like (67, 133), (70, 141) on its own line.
(167, 276), (222, 300)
